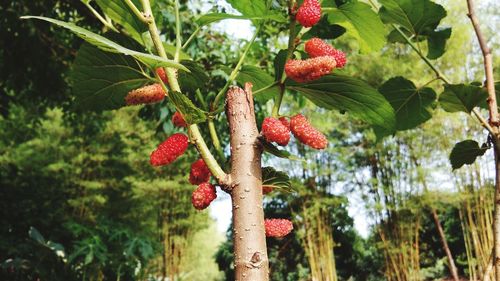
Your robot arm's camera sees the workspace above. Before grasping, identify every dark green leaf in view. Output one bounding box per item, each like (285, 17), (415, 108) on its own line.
(379, 77), (436, 131)
(287, 74), (396, 131)
(29, 227), (46, 244)
(326, 2), (386, 53)
(178, 61), (210, 93)
(427, 28), (452, 59)
(303, 17), (346, 40)
(262, 167), (294, 193)
(70, 43), (151, 111)
(273, 49), (288, 81)
(439, 84), (487, 113)
(168, 91), (207, 124)
(262, 140), (303, 161)
(95, 0), (146, 45)
(449, 140), (489, 170)
(21, 16), (188, 71)
(235, 66), (279, 102)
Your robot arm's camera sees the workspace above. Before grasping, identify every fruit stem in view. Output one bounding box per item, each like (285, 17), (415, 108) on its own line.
(208, 119), (226, 165)
(212, 24), (263, 111)
(272, 1), (299, 117)
(182, 27), (201, 49)
(125, 0), (150, 23)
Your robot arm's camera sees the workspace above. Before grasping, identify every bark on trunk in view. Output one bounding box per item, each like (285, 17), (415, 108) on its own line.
(226, 83), (269, 280)
(431, 208), (460, 281)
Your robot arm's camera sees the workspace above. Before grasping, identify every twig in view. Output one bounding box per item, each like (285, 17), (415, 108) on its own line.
(466, 0), (498, 126)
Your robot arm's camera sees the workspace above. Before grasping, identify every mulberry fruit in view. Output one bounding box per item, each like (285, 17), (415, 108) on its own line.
(265, 219), (294, 238)
(279, 117), (290, 129)
(192, 182), (217, 210)
(189, 158), (211, 185)
(296, 0), (321, 27)
(285, 56), (336, 83)
(290, 114), (328, 149)
(305, 38), (347, 68)
(125, 83), (166, 105)
(156, 67), (168, 84)
(262, 185), (273, 195)
(261, 117), (291, 146)
(150, 133), (189, 166)
(172, 111), (187, 127)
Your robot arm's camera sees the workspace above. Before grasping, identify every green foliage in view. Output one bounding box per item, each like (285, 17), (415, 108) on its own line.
(439, 84), (488, 113)
(379, 76), (437, 131)
(262, 167), (293, 193)
(449, 140), (489, 170)
(235, 65), (279, 102)
(287, 74), (396, 132)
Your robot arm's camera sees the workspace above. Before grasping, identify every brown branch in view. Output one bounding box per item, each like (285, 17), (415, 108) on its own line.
(466, 0), (498, 126)
(226, 83), (269, 280)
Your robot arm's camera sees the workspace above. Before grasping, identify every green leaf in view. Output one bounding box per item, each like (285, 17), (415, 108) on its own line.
(303, 17), (346, 40)
(70, 43), (151, 111)
(21, 16), (188, 71)
(29, 227), (46, 244)
(235, 66), (279, 102)
(261, 140), (303, 161)
(262, 167), (294, 193)
(326, 2), (386, 53)
(163, 43), (191, 61)
(273, 49), (288, 81)
(449, 140), (489, 170)
(196, 13), (251, 26)
(286, 74), (396, 132)
(439, 84), (488, 113)
(426, 28), (452, 59)
(178, 61), (210, 93)
(168, 92), (207, 124)
(379, 77), (436, 131)
(94, 0), (146, 45)
(478, 82), (500, 111)
(226, 0), (286, 23)
(378, 0), (446, 36)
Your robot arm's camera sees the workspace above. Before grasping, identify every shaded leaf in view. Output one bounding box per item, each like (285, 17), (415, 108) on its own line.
(427, 28), (452, 59)
(29, 227), (45, 244)
(95, 0), (146, 45)
(303, 17), (346, 40)
(449, 140), (489, 170)
(235, 66), (279, 102)
(168, 91), (207, 124)
(286, 74), (396, 132)
(326, 2), (386, 53)
(439, 84), (488, 113)
(70, 43), (151, 111)
(261, 140), (303, 161)
(21, 16), (188, 71)
(262, 167), (294, 193)
(178, 60), (210, 93)
(379, 76), (436, 131)
(273, 49), (288, 81)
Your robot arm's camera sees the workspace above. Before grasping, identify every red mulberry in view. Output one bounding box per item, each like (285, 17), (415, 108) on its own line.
(262, 117), (291, 146)
(156, 67), (168, 84)
(290, 114), (328, 149)
(192, 182), (217, 210)
(150, 133), (189, 166)
(296, 0), (321, 27)
(172, 111), (187, 128)
(189, 158), (211, 185)
(265, 219), (294, 238)
(285, 56), (336, 83)
(125, 83), (166, 105)
(305, 38), (347, 68)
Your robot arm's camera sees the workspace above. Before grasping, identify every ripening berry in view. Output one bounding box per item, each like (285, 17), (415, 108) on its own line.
(305, 38), (347, 68)
(262, 117), (291, 146)
(265, 219), (294, 238)
(263, 185), (273, 195)
(279, 117), (290, 129)
(295, 0), (321, 27)
(189, 158), (211, 185)
(192, 182), (217, 210)
(150, 133), (189, 166)
(156, 67), (168, 84)
(285, 56), (336, 82)
(172, 111), (187, 128)
(125, 83), (166, 105)
(290, 114), (328, 149)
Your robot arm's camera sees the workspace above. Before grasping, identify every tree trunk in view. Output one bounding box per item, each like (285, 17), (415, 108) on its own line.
(226, 83), (269, 280)
(431, 208), (460, 281)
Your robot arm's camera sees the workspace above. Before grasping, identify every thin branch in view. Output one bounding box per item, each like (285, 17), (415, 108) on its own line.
(466, 0), (498, 125)
(124, 0), (149, 23)
(182, 27), (200, 49)
(82, 1), (118, 32)
(212, 24), (263, 110)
